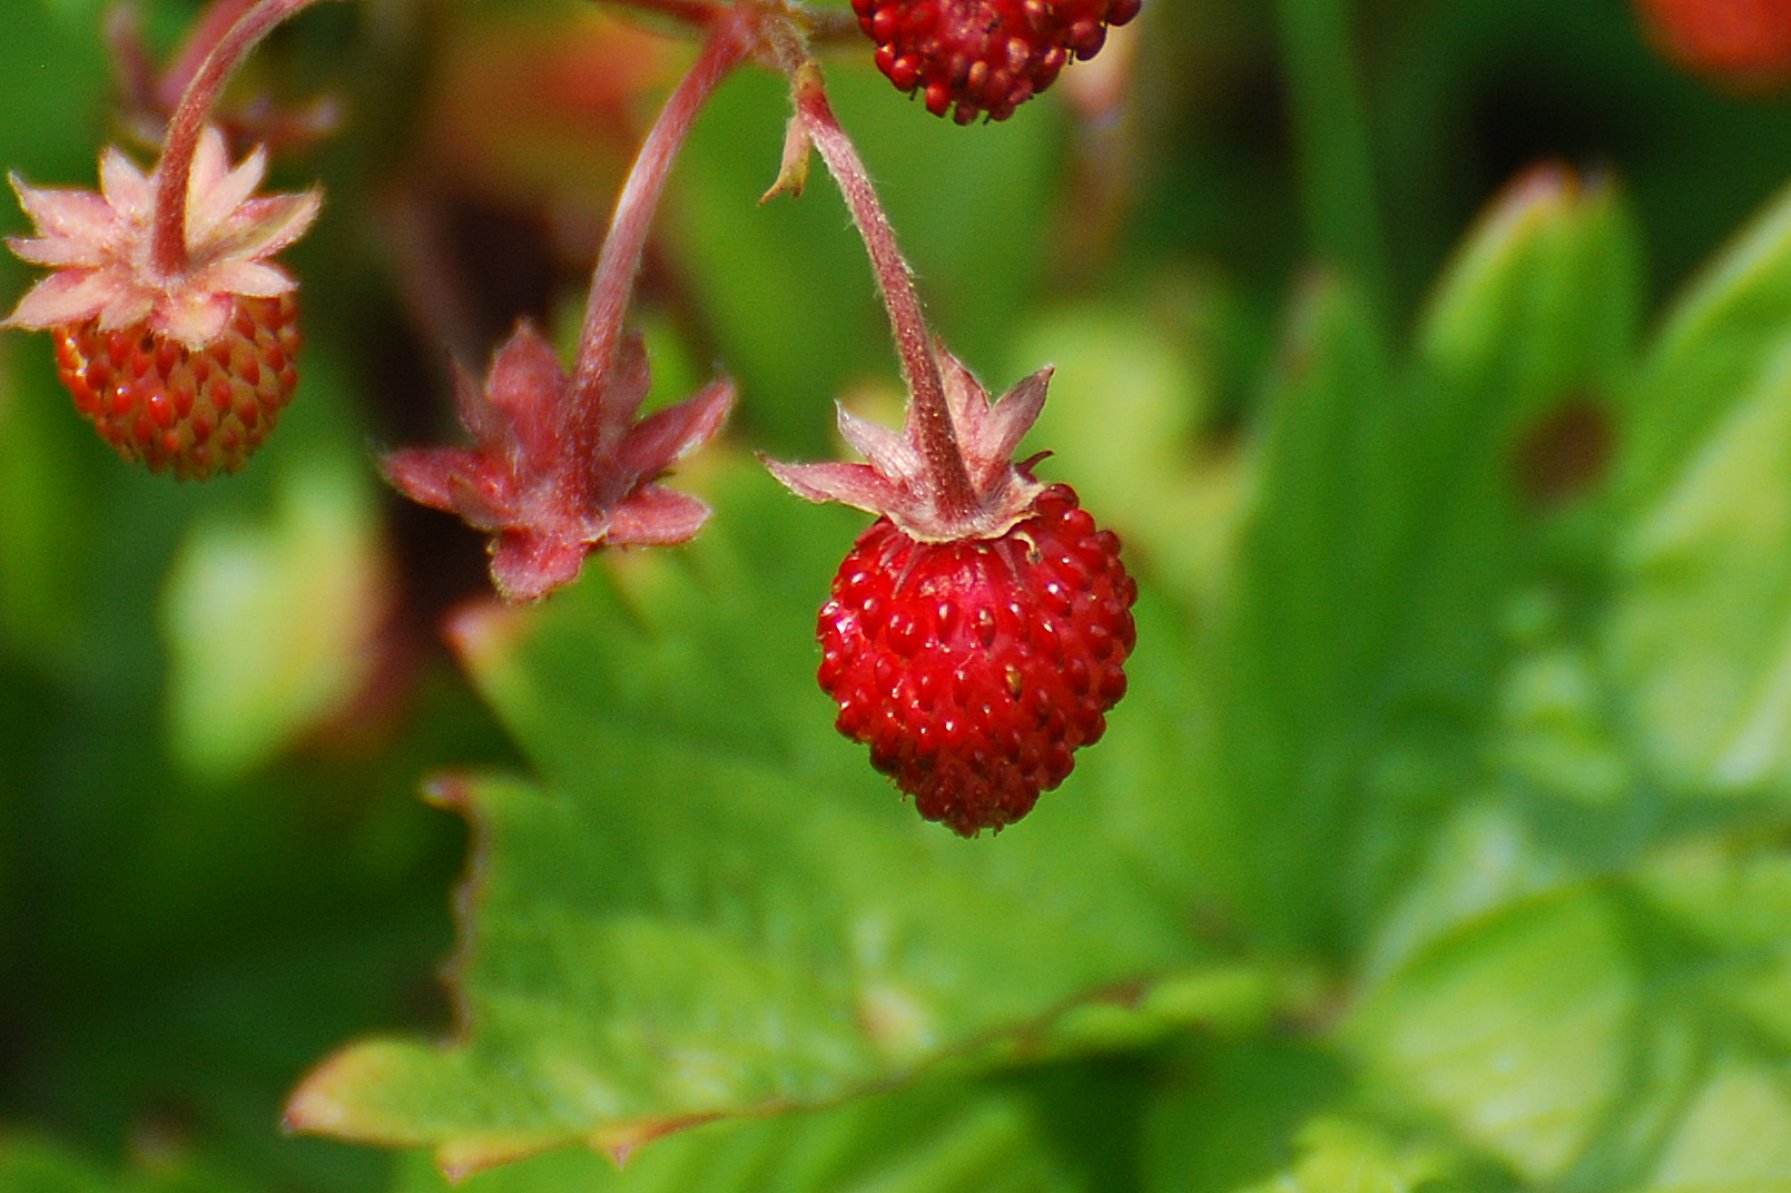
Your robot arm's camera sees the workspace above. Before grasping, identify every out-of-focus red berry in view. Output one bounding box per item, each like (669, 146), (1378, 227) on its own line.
(1638, 0), (1791, 91)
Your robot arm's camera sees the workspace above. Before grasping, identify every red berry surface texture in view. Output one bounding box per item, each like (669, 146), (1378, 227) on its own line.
(819, 484), (1135, 835)
(3, 128), (320, 479)
(53, 293), (300, 479)
(767, 346), (1137, 835)
(853, 0), (1142, 123)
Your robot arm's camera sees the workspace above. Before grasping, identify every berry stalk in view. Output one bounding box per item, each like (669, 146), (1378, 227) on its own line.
(150, 0), (338, 278)
(591, 0), (862, 47)
(597, 0), (728, 31)
(791, 65), (978, 522)
(567, 10), (750, 467)
(159, 0), (262, 113)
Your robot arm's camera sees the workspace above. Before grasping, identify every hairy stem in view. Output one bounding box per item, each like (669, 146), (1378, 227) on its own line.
(792, 63), (976, 519)
(150, 0), (337, 277)
(568, 9), (749, 448)
(159, 0), (262, 111)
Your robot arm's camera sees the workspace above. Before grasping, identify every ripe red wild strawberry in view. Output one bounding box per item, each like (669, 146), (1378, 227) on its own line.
(820, 483), (1135, 835)
(767, 347), (1137, 836)
(4, 128), (320, 479)
(853, 0), (1143, 123)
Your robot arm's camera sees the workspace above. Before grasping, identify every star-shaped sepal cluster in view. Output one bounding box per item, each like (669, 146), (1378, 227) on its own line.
(3, 127), (319, 351)
(763, 342), (1050, 541)
(383, 323), (734, 603)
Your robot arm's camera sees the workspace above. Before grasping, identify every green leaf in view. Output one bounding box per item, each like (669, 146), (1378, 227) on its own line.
(0, 1135), (255, 1193)
(287, 461), (1226, 1176)
(1605, 183), (1791, 798)
(1141, 1039), (1352, 1193)
(1215, 165), (1643, 954)
(161, 454), (389, 783)
(385, 1073), (1091, 1193)
(1234, 1117), (1501, 1193)
(1620, 179), (1791, 506)
(1351, 846), (1791, 1190)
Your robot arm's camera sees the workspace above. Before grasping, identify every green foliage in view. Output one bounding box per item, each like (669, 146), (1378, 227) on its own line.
(11, 2), (1791, 1192)
(284, 464), (1225, 1174)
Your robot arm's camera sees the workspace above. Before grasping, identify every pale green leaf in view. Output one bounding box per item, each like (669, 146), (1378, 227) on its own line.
(386, 1075), (1087, 1193)
(161, 455), (388, 783)
(1605, 183), (1791, 796)
(1352, 848), (1791, 1191)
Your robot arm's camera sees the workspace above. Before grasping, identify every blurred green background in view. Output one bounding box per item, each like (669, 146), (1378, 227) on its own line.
(9, 0), (1791, 1191)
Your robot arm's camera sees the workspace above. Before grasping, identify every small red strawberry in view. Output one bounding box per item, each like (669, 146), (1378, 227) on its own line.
(1637, 0), (1791, 91)
(4, 128), (320, 479)
(851, 0), (1143, 123)
(767, 347), (1136, 836)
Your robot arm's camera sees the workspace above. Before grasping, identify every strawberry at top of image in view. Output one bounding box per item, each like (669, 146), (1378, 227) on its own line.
(852, 0), (1143, 123)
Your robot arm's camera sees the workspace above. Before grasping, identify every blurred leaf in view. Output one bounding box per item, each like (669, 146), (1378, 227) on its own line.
(0, 345), (98, 666)
(1215, 165), (1643, 954)
(1142, 1039), (1351, 1193)
(1234, 1117), (1501, 1193)
(1620, 178), (1791, 506)
(1351, 846), (1791, 1190)
(386, 1073), (1088, 1193)
(1606, 182), (1791, 797)
(0, 1135), (254, 1193)
(162, 455), (391, 784)
(287, 461), (1226, 1176)
(1012, 297), (1239, 607)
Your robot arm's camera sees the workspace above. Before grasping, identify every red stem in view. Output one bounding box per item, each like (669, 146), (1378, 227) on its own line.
(600, 0), (727, 29)
(158, 0), (262, 112)
(567, 11), (749, 445)
(793, 67), (976, 518)
(588, 0), (859, 44)
(150, 0), (335, 278)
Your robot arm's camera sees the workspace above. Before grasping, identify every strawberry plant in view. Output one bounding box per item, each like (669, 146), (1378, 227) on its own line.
(9, 1), (1791, 1192)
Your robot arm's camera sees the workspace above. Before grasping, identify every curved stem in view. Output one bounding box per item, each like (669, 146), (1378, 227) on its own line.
(596, 0), (727, 31)
(150, 0), (336, 278)
(792, 64), (975, 519)
(588, 0), (858, 46)
(567, 11), (749, 440)
(159, 0), (261, 111)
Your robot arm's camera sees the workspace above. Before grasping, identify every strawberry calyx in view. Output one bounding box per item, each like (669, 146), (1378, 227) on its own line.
(764, 341), (1050, 542)
(2, 127), (320, 350)
(383, 322), (734, 603)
